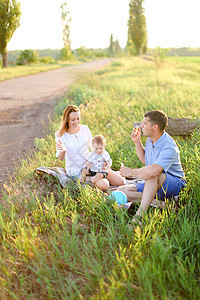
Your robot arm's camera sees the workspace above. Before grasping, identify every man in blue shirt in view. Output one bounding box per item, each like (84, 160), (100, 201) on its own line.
(117, 110), (186, 224)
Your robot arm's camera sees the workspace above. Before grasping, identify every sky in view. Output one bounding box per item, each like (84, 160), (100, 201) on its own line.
(7, 0), (200, 51)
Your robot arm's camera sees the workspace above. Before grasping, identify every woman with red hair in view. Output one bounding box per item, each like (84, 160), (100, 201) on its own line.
(56, 105), (125, 191)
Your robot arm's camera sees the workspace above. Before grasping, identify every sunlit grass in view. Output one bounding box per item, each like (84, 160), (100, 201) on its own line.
(0, 60), (81, 81)
(0, 57), (199, 299)
(167, 55), (200, 66)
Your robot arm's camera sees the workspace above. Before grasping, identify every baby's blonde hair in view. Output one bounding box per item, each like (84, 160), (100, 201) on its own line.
(92, 135), (106, 146)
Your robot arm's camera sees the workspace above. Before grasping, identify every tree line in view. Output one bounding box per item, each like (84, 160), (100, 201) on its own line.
(5, 0), (198, 68)
(0, 0), (148, 68)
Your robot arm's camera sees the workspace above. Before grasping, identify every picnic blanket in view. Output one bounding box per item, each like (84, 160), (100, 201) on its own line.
(34, 166), (175, 210)
(34, 166), (145, 190)
(34, 166), (144, 212)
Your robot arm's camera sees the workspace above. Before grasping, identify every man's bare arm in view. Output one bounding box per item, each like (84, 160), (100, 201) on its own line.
(131, 128), (145, 164)
(134, 140), (145, 164)
(120, 164), (163, 180)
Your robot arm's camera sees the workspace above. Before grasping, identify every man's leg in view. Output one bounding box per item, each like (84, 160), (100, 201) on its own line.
(133, 172), (166, 221)
(117, 184), (143, 202)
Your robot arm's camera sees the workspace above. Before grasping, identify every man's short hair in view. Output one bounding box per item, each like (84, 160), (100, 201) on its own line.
(144, 110), (168, 131)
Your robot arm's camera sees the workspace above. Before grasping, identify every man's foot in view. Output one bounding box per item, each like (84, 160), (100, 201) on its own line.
(150, 198), (166, 208)
(132, 215), (142, 225)
(128, 215), (142, 229)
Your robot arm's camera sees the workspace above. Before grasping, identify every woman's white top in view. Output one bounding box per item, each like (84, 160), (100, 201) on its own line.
(55, 125), (92, 176)
(86, 150), (112, 173)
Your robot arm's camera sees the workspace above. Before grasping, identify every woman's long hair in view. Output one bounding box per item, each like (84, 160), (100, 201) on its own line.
(57, 105), (80, 136)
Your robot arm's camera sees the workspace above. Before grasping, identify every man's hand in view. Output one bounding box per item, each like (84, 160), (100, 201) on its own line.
(56, 140), (67, 152)
(131, 126), (142, 143)
(120, 166), (134, 178)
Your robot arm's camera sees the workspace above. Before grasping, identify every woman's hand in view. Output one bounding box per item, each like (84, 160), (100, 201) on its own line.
(131, 126), (141, 143)
(56, 140), (67, 152)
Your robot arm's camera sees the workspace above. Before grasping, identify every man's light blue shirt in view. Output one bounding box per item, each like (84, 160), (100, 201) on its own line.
(145, 131), (185, 178)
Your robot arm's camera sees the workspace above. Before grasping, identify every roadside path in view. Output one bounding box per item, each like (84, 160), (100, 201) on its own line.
(0, 59), (113, 194)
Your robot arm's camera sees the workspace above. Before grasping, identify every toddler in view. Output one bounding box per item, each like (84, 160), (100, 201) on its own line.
(80, 135), (112, 185)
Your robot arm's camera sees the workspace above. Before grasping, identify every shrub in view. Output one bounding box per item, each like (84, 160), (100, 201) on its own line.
(60, 46), (73, 61)
(16, 49), (39, 65)
(40, 56), (55, 64)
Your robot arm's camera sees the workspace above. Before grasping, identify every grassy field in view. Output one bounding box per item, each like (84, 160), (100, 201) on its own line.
(1, 55), (200, 82)
(0, 61), (81, 81)
(0, 57), (199, 299)
(167, 56), (200, 66)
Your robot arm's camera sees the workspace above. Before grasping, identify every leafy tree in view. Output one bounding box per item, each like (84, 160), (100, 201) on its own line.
(126, 35), (137, 56)
(128, 0), (147, 55)
(16, 49), (38, 65)
(114, 39), (121, 54)
(109, 34), (122, 56)
(0, 0), (21, 67)
(60, 46), (73, 61)
(109, 34), (114, 54)
(60, 1), (72, 60)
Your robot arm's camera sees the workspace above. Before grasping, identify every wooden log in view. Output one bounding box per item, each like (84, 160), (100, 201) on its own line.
(134, 118), (200, 136)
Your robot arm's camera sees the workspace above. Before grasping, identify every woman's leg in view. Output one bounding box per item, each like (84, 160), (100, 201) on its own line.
(106, 169), (126, 186)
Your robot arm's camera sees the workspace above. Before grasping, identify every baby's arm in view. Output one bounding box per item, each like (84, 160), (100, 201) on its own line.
(102, 159), (112, 170)
(102, 152), (112, 170)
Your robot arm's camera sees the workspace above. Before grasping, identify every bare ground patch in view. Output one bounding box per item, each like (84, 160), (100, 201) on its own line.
(0, 59), (114, 197)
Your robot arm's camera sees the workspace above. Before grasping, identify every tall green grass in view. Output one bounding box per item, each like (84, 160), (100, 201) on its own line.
(0, 57), (199, 299)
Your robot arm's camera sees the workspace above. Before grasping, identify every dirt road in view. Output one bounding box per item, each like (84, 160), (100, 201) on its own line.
(0, 59), (113, 193)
